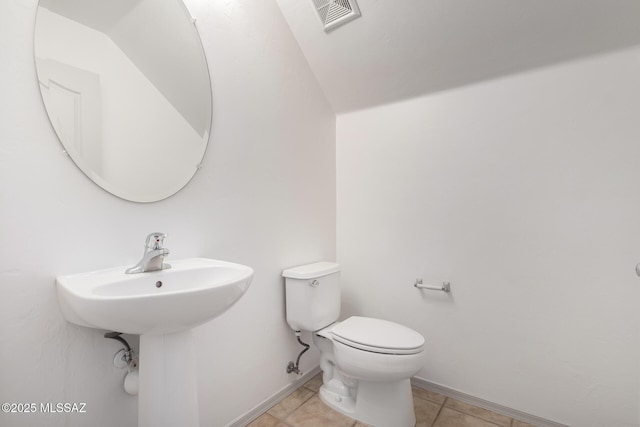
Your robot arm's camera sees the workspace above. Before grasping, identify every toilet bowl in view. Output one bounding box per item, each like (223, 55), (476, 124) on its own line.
(283, 262), (425, 427)
(313, 317), (424, 427)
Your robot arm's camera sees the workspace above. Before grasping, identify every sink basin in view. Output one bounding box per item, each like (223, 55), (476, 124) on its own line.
(56, 257), (254, 427)
(56, 258), (253, 335)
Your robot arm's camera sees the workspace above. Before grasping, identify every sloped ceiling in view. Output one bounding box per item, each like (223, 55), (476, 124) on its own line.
(276, 0), (640, 113)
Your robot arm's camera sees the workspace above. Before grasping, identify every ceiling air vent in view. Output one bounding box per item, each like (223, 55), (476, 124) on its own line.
(312, 0), (361, 32)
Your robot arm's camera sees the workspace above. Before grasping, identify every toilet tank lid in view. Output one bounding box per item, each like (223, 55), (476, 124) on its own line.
(282, 262), (340, 279)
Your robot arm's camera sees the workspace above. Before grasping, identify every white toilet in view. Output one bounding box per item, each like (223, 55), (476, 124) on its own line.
(283, 262), (425, 427)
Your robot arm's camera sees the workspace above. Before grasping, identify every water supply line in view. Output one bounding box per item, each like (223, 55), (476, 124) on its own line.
(104, 332), (139, 395)
(286, 331), (309, 375)
(104, 332), (133, 364)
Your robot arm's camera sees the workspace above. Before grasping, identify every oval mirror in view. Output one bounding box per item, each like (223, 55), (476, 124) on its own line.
(34, 0), (212, 202)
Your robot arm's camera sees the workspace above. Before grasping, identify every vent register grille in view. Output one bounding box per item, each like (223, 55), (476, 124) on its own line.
(312, 0), (361, 32)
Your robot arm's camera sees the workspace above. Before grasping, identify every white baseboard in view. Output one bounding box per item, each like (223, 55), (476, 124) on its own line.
(411, 376), (569, 427)
(225, 366), (321, 427)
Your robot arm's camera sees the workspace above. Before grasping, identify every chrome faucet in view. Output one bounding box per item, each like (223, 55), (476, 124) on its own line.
(125, 232), (171, 274)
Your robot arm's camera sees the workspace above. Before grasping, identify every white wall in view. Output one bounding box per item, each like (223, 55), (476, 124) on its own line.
(337, 47), (640, 427)
(0, 1), (334, 426)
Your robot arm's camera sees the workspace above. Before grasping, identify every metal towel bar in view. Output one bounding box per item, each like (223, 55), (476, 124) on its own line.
(414, 279), (450, 292)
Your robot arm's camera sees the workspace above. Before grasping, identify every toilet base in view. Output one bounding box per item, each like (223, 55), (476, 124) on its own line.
(319, 378), (416, 427)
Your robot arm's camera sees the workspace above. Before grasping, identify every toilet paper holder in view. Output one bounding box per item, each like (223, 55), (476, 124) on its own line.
(414, 279), (450, 293)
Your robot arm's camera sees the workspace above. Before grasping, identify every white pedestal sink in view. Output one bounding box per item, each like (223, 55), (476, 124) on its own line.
(56, 258), (253, 427)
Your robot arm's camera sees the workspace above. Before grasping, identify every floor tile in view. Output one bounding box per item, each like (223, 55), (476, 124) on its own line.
(247, 413), (291, 427)
(414, 395), (442, 426)
(286, 395), (357, 427)
(412, 386), (447, 405)
(267, 387), (316, 420)
(261, 378), (537, 427)
(434, 408), (504, 427)
(303, 373), (323, 393)
(444, 398), (511, 426)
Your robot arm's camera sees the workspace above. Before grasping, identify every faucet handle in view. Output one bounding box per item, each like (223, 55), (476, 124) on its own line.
(145, 232), (167, 250)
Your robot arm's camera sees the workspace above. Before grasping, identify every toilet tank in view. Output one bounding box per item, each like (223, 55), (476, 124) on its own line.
(282, 262), (341, 332)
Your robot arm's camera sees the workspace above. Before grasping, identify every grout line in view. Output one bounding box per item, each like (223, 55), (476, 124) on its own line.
(279, 389), (317, 424)
(282, 389), (316, 420)
(430, 399), (446, 427)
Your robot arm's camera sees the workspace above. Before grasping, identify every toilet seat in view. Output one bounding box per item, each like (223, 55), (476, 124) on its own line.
(331, 316), (424, 355)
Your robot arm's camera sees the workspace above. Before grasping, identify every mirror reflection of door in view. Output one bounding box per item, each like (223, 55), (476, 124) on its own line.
(34, 0), (212, 202)
(38, 60), (103, 178)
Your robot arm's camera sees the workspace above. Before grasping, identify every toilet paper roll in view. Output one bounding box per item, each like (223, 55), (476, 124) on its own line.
(124, 369), (139, 395)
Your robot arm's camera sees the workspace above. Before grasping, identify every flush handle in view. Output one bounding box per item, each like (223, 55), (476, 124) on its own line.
(310, 279), (319, 287)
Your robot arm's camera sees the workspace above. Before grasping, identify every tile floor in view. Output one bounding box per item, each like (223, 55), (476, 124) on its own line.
(247, 373), (539, 427)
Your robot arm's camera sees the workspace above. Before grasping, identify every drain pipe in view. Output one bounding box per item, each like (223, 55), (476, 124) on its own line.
(286, 331), (309, 375)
